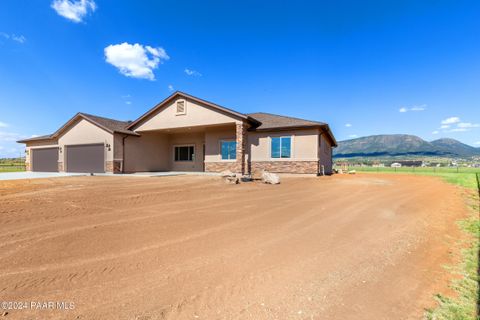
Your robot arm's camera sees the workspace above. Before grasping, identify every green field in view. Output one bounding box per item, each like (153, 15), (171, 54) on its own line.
(0, 158), (26, 172)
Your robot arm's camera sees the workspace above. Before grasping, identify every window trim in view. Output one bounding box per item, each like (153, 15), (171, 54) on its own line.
(220, 139), (237, 161)
(270, 135), (293, 159)
(173, 144), (195, 162)
(175, 99), (187, 116)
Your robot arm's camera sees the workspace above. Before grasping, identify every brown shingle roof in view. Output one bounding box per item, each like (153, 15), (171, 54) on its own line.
(78, 113), (136, 135)
(248, 112), (326, 130)
(17, 113), (137, 143)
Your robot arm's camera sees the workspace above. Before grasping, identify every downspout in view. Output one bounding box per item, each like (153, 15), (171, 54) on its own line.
(317, 130), (325, 176)
(122, 135), (129, 173)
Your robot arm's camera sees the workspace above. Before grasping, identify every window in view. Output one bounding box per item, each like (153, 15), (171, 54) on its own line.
(174, 145), (194, 161)
(176, 100), (186, 115)
(221, 141), (236, 160)
(271, 136), (291, 158)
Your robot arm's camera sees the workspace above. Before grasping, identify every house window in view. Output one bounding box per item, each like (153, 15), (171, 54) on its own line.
(221, 141), (237, 160)
(174, 145), (194, 161)
(271, 136), (291, 158)
(176, 100), (186, 115)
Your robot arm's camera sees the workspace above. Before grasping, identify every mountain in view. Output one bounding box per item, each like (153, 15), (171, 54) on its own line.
(430, 138), (480, 157)
(333, 134), (480, 158)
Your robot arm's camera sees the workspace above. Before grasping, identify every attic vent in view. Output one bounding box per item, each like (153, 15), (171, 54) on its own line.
(176, 100), (186, 115)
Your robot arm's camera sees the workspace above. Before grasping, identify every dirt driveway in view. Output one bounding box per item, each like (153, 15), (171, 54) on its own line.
(0, 174), (467, 319)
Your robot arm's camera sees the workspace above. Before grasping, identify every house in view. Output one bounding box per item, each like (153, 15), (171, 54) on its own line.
(18, 92), (337, 175)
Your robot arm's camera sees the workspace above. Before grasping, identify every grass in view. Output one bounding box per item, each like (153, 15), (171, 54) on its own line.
(348, 166), (479, 319)
(0, 157), (26, 173)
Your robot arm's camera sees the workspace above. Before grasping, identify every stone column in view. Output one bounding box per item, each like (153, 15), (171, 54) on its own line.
(235, 122), (247, 174)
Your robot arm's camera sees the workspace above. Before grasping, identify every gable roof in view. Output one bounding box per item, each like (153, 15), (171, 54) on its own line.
(17, 112), (138, 143)
(248, 112), (337, 147)
(127, 91), (261, 130)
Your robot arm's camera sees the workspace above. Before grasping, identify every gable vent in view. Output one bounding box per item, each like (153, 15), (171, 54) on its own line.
(176, 100), (186, 115)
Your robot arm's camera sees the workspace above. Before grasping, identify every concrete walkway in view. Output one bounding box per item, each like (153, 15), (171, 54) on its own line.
(0, 172), (86, 181)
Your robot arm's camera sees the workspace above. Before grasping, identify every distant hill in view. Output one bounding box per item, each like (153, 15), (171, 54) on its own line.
(334, 134), (480, 158)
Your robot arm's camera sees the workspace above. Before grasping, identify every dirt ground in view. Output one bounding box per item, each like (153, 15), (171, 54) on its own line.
(0, 174), (468, 320)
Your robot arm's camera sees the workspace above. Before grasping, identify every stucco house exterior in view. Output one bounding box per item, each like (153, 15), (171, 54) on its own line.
(18, 92), (337, 175)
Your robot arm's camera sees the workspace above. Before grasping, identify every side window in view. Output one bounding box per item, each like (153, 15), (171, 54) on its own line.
(271, 136), (291, 158)
(221, 141), (237, 160)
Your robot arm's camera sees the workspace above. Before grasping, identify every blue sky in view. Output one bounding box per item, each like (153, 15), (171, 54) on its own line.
(0, 0), (479, 157)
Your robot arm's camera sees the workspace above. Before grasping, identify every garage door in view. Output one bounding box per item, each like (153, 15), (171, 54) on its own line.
(32, 148), (58, 172)
(66, 144), (105, 173)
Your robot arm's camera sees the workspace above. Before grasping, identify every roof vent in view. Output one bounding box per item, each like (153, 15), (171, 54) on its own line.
(176, 100), (186, 115)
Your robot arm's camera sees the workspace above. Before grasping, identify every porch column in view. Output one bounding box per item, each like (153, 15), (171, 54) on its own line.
(235, 122), (247, 174)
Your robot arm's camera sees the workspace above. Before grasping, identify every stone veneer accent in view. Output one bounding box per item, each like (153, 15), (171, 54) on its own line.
(235, 122), (247, 174)
(106, 161), (113, 173)
(106, 160), (123, 173)
(205, 162), (238, 173)
(58, 162), (64, 172)
(250, 161), (318, 174)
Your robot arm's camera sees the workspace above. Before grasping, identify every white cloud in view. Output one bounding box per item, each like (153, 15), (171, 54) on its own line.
(184, 68), (202, 77)
(432, 130), (439, 135)
(104, 42), (169, 80)
(440, 125), (450, 129)
(457, 122), (479, 128)
(125, 101), (132, 105)
(11, 34), (26, 43)
(449, 128), (467, 132)
(0, 121), (8, 128)
(168, 84), (174, 91)
(475, 141), (480, 145)
(0, 32), (26, 44)
(51, 0), (96, 23)
(348, 134), (358, 138)
(345, 123), (352, 127)
(399, 104), (426, 113)
(441, 117), (460, 125)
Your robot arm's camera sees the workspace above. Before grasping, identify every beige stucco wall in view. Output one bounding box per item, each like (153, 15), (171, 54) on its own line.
(248, 128), (320, 161)
(168, 132), (205, 171)
(204, 126), (236, 163)
(134, 98), (240, 132)
(58, 119), (113, 164)
(123, 132), (169, 172)
(319, 134), (333, 174)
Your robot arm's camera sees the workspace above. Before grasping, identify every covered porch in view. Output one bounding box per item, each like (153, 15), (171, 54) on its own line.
(122, 122), (247, 174)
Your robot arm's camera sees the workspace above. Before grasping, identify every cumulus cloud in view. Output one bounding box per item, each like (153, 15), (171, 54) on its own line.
(441, 117), (460, 125)
(104, 42), (170, 80)
(437, 117), (479, 133)
(51, 0), (96, 23)
(184, 68), (202, 77)
(457, 122), (479, 128)
(168, 84), (174, 91)
(345, 123), (352, 127)
(348, 134), (358, 138)
(432, 130), (439, 135)
(399, 104), (426, 113)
